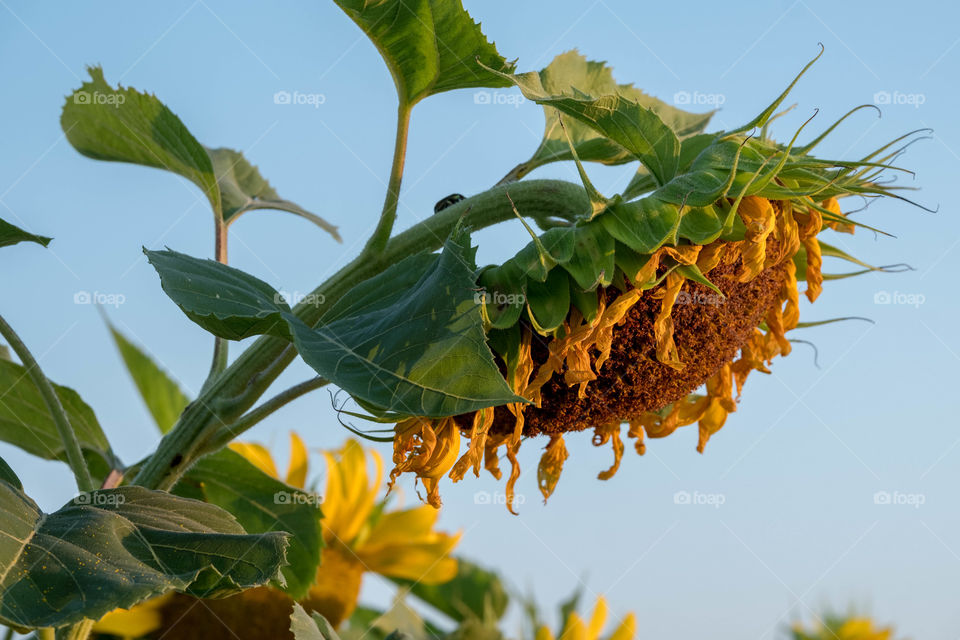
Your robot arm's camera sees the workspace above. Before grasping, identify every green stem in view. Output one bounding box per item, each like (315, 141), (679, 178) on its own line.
(0, 315), (95, 493)
(131, 179), (588, 491)
(202, 377), (329, 454)
(363, 103), (411, 257)
(203, 220), (230, 392)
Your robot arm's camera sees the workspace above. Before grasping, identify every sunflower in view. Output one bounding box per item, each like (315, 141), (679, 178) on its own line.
(92, 435), (459, 639)
(535, 596), (636, 640)
(386, 55), (921, 513)
(790, 614), (896, 640)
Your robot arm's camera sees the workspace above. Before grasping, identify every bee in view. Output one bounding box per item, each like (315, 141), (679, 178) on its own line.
(434, 193), (466, 214)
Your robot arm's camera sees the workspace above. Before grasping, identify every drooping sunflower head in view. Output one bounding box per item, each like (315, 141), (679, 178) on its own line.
(374, 46), (923, 513)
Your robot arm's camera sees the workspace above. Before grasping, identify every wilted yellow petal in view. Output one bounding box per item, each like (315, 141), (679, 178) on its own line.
(537, 435), (569, 502)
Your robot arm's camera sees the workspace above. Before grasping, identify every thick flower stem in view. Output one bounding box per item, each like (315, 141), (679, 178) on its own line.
(203, 219), (230, 392)
(0, 314), (95, 493)
(131, 179), (588, 491)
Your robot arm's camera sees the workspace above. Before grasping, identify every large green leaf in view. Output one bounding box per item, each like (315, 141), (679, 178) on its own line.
(175, 449), (323, 600)
(0, 455), (20, 490)
(483, 63), (681, 185)
(0, 217), (51, 249)
(61, 67), (221, 214)
(516, 50), (713, 176)
(0, 484), (289, 629)
(207, 147), (341, 240)
(147, 230), (520, 418)
(287, 229), (522, 417)
(394, 559), (509, 623)
(144, 248), (293, 340)
(333, 0), (515, 106)
(0, 358), (117, 472)
(291, 603), (333, 640)
(107, 322), (189, 434)
(62, 70), (337, 239)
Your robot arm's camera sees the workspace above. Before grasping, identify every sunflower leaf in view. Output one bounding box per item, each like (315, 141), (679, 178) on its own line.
(288, 228), (522, 417)
(515, 50), (713, 178)
(144, 248), (293, 341)
(482, 62), (681, 185)
(207, 147), (341, 240)
(0, 217), (51, 249)
(146, 231), (519, 417)
(61, 67), (222, 215)
(175, 449), (323, 600)
(394, 558), (509, 623)
(106, 320), (190, 434)
(0, 358), (118, 475)
(0, 484), (289, 630)
(334, 0), (515, 107)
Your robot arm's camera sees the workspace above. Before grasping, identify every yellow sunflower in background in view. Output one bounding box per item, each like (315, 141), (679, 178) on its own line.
(232, 434), (461, 626)
(790, 615), (896, 640)
(91, 435), (459, 639)
(535, 596), (636, 640)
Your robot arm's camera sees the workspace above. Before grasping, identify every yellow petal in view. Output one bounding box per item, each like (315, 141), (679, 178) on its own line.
(92, 595), (171, 637)
(608, 613), (637, 640)
(537, 625), (557, 640)
(285, 431), (309, 489)
(229, 442), (278, 479)
(560, 613), (587, 640)
(587, 597), (608, 640)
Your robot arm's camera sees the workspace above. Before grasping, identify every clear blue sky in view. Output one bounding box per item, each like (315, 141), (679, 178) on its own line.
(1, 1), (957, 638)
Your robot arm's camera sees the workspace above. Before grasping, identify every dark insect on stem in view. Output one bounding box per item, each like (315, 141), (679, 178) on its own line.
(169, 453), (183, 468)
(434, 193), (465, 214)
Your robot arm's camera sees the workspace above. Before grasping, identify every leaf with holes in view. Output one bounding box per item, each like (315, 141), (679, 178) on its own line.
(0, 484), (289, 629)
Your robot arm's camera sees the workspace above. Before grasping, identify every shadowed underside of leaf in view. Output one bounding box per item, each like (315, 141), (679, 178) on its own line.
(175, 449), (323, 600)
(144, 248), (294, 341)
(0, 217), (51, 249)
(144, 229), (519, 418)
(0, 484), (289, 629)
(286, 228), (522, 417)
(334, 0), (515, 106)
